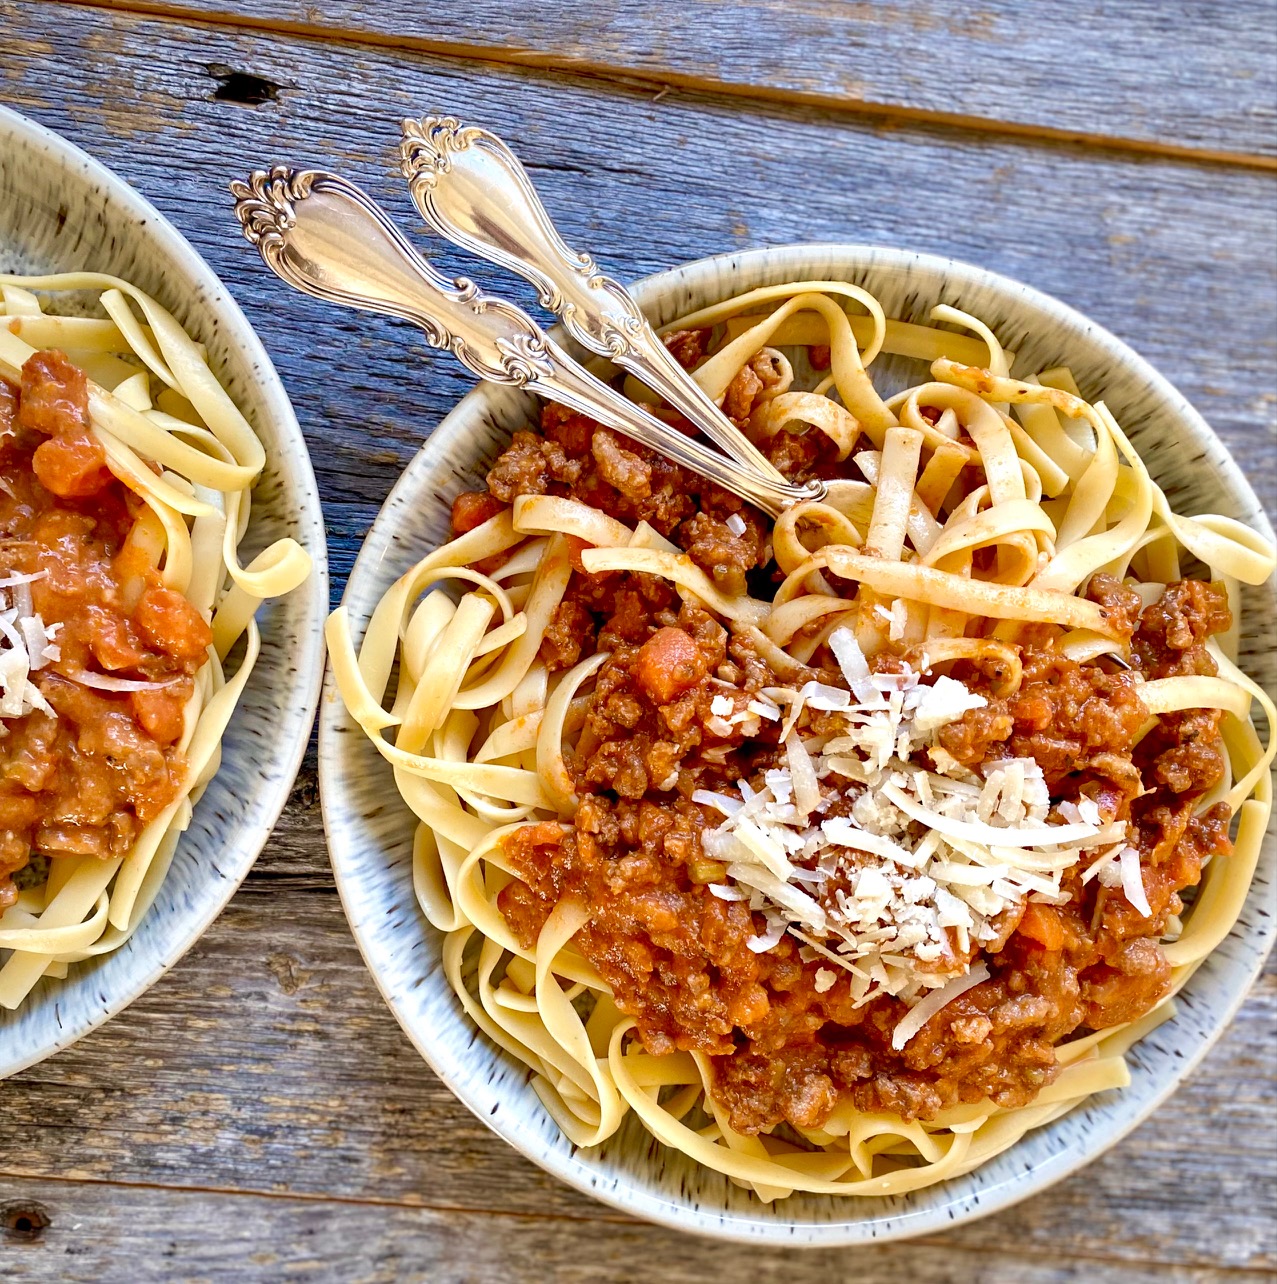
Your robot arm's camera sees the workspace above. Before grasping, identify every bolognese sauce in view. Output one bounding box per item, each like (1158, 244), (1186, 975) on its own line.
(458, 338), (1235, 1137)
(0, 350), (212, 908)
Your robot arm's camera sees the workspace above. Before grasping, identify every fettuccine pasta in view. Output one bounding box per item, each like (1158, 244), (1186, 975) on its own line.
(331, 282), (1273, 1200)
(0, 274), (311, 1009)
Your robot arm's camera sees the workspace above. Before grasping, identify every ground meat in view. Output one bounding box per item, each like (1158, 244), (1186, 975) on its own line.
(1141, 707), (1227, 794)
(937, 648), (1147, 791)
(20, 350), (112, 499)
(679, 510), (766, 597)
(723, 362), (763, 422)
(573, 601), (743, 800)
(486, 431), (547, 501)
(722, 349), (788, 424)
(1133, 578), (1231, 676)
(539, 599), (596, 672)
(1086, 572), (1145, 639)
(482, 405), (772, 587)
(663, 329), (710, 371)
(0, 352), (207, 906)
(487, 370), (1238, 1136)
(485, 430), (583, 502)
(592, 428), (651, 500)
(18, 349), (90, 436)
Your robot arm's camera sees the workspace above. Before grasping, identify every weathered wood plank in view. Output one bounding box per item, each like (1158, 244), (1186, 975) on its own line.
(4, 1175), (1269, 1284)
(0, 3), (1274, 1275)
(2, 858), (1274, 1271)
(4, 0), (1274, 546)
(58, 0), (1277, 163)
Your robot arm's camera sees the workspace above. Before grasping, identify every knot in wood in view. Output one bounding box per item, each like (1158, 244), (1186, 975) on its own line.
(2, 1200), (51, 1242)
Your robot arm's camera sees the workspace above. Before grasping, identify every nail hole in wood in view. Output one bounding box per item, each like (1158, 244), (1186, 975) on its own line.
(207, 64), (281, 107)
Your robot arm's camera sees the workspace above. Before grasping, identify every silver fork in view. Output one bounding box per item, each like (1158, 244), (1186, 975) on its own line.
(229, 167), (819, 519)
(398, 115), (788, 487)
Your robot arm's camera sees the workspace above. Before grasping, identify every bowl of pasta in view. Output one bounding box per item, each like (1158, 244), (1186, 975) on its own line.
(0, 107), (326, 1074)
(319, 240), (1274, 1242)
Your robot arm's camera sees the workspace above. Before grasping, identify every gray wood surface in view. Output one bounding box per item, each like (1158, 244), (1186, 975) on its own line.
(2, 1), (1275, 1280)
(8, 1170), (1271, 1284)
(70, 0), (1277, 162)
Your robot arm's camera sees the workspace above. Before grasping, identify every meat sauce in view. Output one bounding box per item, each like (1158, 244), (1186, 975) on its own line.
(0, 351), (212, 907)
(461, 333), (1235, 1135)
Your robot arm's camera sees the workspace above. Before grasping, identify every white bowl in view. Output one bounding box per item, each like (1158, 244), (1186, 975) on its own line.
(0, 107), (328, 1076)
(318, 243), (1275, 1243)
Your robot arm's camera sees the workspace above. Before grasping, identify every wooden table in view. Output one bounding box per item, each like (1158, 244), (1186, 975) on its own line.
(2, 3), (1275, 1280)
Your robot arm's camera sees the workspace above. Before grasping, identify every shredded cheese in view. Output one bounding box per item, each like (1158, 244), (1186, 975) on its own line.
(1119, 844), (1152, 917)
(891, 962), (990, 1050)
(694, 650), (1126, 1014)
(0, 572), (61, 718)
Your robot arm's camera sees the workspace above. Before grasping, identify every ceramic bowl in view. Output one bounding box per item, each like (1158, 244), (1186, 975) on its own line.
(317, 243), (1275, 1243)
(0, 107), (328, 1076)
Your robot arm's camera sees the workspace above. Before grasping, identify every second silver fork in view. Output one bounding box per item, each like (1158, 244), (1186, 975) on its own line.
(399, 114), (791, 488)
(230, 166), (819, 518)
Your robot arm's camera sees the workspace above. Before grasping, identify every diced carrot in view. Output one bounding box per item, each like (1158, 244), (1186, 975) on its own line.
(1018, 901), (1065, 951)
(450, 490), (506, 534)
(633, 627), (707, 705)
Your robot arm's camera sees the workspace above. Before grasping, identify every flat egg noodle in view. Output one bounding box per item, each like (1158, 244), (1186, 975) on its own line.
(0, 274), (310, 1006)
(328, 280), (1275, 1200)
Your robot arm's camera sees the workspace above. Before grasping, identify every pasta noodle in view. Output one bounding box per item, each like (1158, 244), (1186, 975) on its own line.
(0, 274), (311, 1009)
(331, 279), (1273, 1200)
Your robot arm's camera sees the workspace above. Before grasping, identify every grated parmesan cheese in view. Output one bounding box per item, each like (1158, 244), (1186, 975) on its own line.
(890, 962), (990, 1050)
(828, 628), (885, 706)
(692, 651), (1125, 1016)
(1119, 845), (1152, 917)
(799, 680), (851, 711)
(911, 675), (988, 732)
(0, 573), (61, 719)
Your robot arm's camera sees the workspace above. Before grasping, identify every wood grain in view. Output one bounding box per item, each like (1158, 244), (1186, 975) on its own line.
(59, 0), (1277, 164)
(0, 1), (1274, 1278)
(5, 0), (1275, 547)
(4, 1173), (1270, 1284)
(3, 827), (1275, 1274)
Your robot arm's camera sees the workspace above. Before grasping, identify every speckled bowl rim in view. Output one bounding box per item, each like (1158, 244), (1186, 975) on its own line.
(0, 106), (329, 1076)
(318, 242), (1275, 1244)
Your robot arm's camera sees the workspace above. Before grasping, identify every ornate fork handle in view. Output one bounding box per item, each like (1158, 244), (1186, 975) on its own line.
(399, 116), (797, 490)
(229, 167), (815, 518)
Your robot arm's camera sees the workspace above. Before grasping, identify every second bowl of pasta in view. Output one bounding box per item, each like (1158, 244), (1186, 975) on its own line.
(0, 107), (326, 1075)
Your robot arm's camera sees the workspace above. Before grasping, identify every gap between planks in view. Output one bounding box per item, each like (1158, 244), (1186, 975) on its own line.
(3, 1169), (1274, 1277)
(50, 0), (1277, 174)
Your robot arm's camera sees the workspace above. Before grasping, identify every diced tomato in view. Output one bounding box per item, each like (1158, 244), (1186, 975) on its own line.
(450, 489), (506, 534)
(131, 687), (188, 745)
(134, 587), (213, 661)
(32, 434), (111, 498)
